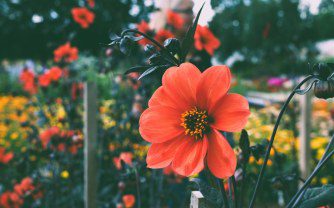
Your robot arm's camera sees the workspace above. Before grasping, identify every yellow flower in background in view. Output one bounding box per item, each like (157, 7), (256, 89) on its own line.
(57, 105), (67, 120)
(311, 137), (328, 150)
(320, 177), (329, 185)
(61, 170), (70, 179)
(10, 132), (19, 140)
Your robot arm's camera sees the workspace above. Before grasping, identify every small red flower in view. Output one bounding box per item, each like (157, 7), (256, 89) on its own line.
(140, 63), (250, 178)
(136, 20), (151, 46)
(71, 7), (95, 29)
(19, 68), (37, 94)
(167, 10), (184, 30)
(38, 73), (51, 87)
(154, 29), (174, 44)
(113, 152), (133, 170)
(54, 42), (78, 63)
(194, 25), (221, 55)
(48, 67), (63, 81)
(87, 0), (95, 8)
(39, 127), (60, 148)
(122, 194), (135, 208)
(0, 147), (14, 164)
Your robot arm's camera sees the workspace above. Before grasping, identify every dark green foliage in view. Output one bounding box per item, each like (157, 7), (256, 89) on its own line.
(0, 0), (152, 60)
(210, 0), (334, 76)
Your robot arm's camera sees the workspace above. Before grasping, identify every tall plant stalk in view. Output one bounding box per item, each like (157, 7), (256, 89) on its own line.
(248, 75), (314, 208)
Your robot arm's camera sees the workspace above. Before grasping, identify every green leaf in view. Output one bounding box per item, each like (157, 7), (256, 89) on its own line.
(180, 3), (204, 62)
(299, 185), (334, 208)
(189, 178), (224, 207)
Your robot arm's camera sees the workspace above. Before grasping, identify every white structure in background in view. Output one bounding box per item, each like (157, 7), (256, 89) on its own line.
(149, 0), (193, 31)
(316, 39), (334, 60)
(149, 0), (215, 31)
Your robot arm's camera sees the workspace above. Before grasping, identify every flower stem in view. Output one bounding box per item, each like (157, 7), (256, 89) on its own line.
(286, 135), (334, 207)
(248, 75), (314, 208)
(217, 178), (229, 208)
(121, 29), (180, 66)
(134, 168), (141, 208)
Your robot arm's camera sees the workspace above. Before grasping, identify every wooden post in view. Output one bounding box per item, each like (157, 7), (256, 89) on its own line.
(190, 191), (214, 208)
(299, 91), (312, 180)
(84, 82), (98, 208)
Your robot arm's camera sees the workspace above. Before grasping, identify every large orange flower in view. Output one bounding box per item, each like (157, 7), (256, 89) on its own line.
(194, 25), (221, 55)
(71, 7), (95, 29)
(139, 63), (250, 178)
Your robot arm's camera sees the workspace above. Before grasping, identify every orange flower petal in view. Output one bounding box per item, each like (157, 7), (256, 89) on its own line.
(162, 63), (201, 111)
(207, 129), (237, 178)
(148, 86), (179, 110)
(139, 106), (183, 143)
(172, 137), (208, 176)
(211, 93), (250, 132)
(146, 136), (184, 168)
(196, 65), (231, 113)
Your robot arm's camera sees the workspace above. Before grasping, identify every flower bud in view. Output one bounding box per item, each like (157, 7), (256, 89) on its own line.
(314, 80), (334, 99)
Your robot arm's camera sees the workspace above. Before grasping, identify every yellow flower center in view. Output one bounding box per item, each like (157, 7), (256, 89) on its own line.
(181, 107), (210, 140)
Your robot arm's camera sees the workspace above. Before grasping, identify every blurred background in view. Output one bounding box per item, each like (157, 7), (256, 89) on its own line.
(0, 0), (334, 207)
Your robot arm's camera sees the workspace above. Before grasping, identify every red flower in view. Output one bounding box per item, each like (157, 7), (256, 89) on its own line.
(194, 25), (221, 55)
(122, 194), (135, 208)
(87, 0), (95, 8)
(19, 68), (37, 94)
(71, 7), (95, 29)
(140, 63), (250, 178)
(167, 10), (184, 30)
(48, 67), (63, 81)
(39, 127), (60, 148)
(136, 20), (151, 46)
(38, 73), (51, 87)
(113, 152), (133, 170)
(54, 42), (78, 63)
(154, 29), (174, 44)
(0, 192), (23, 208)
(0, 147), (14, 164)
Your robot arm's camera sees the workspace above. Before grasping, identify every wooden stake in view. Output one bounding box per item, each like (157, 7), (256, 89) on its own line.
(299, 91), (312, 180)
(84, 82), (98, 208)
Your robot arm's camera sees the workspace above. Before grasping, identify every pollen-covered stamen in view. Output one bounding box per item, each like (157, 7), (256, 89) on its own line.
(180, 107), (210, 140)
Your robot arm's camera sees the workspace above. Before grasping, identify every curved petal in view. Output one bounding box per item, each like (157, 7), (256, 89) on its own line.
(146, 135), (184, 168)
(207, 129), (237, 179)
(211, 93), (250, 132)
(139, 106), (183, 143)
(162, 63), (201, 111)
(196, 65), (231, 113)
(172, 137), (208, 176)
(148, 86), (180, 111)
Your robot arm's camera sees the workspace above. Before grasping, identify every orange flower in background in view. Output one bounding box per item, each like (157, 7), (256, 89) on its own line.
(19, 68), (37, 94)
(194, 25), (221, 55)
(122, 194), (135, 208)
(48, 67), (63, 81)
(54, 42), (78, 63)
(0, 191), (23, 208)
(154, 29), (174, 44)
(38, 73), (51, 87)
(167, 10), (184, 30)
(136, 20), (151, 45)
(71, 7), (95, 29)
(39, 126), (60, 148)
(113, 152), (133, 170)
(140, 63), (250, 178)
(0, 147), (14, 164)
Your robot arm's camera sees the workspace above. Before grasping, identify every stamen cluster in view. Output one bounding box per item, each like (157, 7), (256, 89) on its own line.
(181, 107), (210, 140)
